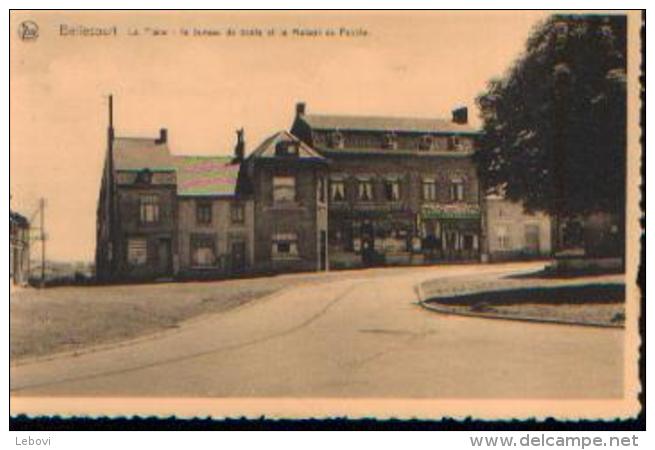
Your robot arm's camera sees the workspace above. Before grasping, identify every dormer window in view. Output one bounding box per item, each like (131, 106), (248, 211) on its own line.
(275, 140), (299, 157)
(136, 168), (153, 184)
(329, 130), (344, 149)
(448, 136), (462, 151)
(382, 132), (397, 150)
(419, 134), (433, 151)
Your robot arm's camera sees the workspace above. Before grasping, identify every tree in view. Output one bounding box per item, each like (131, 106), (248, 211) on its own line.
(475, 15), (627, 221)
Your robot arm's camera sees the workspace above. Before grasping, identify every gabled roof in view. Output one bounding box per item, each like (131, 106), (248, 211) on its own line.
(248, 130), (326, 161)
(113, 137), (175, 171)
(174, 156), (241, 197)
(297, 114), (479, 135)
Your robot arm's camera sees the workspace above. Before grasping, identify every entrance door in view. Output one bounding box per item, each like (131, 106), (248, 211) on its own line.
(360, 221), (375, 266)
(231, 241), (247, 274)
(525, 224), (540, 255)
(157, 238), (172, 276)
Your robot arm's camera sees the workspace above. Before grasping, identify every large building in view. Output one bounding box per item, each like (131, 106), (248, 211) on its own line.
(484, 195), (552, 262)
(95, 98), (255, 282)
(97, 100), (554, 282)
(290, 103), (482, 268)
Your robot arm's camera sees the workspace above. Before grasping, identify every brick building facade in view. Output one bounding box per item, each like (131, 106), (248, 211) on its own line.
(95, 98), (255, 282)
(97, 99), (553, 282)
(290, 103), (482, 268)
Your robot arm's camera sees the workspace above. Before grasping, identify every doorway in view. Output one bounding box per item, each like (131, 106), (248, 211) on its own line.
(157, 238), (172, 275)
(231, 241), (247, 274)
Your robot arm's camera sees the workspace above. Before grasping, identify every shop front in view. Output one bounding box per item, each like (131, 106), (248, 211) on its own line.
(419, 204), (481, 261)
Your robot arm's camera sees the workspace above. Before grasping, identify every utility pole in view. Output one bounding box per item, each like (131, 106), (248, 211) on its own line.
(39, 197), (46, 288)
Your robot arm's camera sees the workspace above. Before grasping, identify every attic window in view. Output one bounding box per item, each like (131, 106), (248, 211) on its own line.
(329, 131), (344, 149)
(382, 132), (397, 150)
(448, 136), (462, 151)
(275, 140), (299, 156)
(419, 134), (433, 151)
(136, 169), (153, 184)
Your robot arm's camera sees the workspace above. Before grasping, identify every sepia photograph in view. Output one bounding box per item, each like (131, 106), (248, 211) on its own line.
(7, 9), (643, 430)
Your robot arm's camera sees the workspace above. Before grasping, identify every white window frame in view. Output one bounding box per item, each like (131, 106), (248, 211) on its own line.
(449, 180), (465, 202)
(357, 179), (374, 202)
(272, 233), (299, 260)
(140, 194), (160, 224)
(422, 178), (437, 201)
(273, 176), (296, 203)
(330, 179), (346, 202)
(127, 238), (148, 266)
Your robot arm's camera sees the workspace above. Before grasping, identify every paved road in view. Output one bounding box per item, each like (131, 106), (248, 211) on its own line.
(10, 262), (624, 398)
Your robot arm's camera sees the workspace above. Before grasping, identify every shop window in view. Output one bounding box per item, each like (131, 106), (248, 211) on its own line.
(330, 179), (346, 202)
(127, 238), (148, 265)
(273, 176), (296, 203)
(139, 194), (160, 224)
(422, 178), (437, 201)
(272, 233), (299, 259)
(357, 179), (374, 202)
(463, 234), (475, 251)
(196, 201), (212, 225)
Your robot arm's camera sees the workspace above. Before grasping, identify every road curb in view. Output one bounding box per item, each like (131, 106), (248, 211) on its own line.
(415, 283), (625, 330)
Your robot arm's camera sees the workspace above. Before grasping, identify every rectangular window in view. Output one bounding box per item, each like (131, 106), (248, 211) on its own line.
(273, 176), (296, 203)
(496, 226), (510, 250)
(127, 238), (148, 265)
(191, 235), (216, 267)
(422, 179), (437, 201)
(330, 179), (346, 202)
(139, 194), (160, 223)
(384, 179), (401, 201)
(448, 136), (461, 151)
(449, 181), (465, 202)
(196, 201), (212, 225)
(272, 233), (299, 259)
(231, 202), (245, 224)
(358, 179), (374, 202)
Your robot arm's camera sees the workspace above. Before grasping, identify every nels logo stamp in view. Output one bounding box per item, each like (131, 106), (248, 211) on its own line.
(18, 20), (39, 41)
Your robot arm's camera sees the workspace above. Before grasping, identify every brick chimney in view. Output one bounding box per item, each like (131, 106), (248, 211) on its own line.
(234, 128), (245, 162)
(451, 107), (468, 125)
(296, 102), (306, 117)
(155, 128), (168, 144)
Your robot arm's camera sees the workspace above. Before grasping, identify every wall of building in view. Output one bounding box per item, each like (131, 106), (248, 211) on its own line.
(324, 153), (481, 268)
(177, 197), (254, 277)
(485, 198), (552, 261)
(112, 182), (178, 280)
(251, 161), (327, 273)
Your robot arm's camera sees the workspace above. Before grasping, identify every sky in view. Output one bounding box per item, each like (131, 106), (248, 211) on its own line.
(10, 11), (548, 263)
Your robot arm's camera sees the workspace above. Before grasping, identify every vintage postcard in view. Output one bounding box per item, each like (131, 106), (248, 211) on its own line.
(8, 10), (643, 424)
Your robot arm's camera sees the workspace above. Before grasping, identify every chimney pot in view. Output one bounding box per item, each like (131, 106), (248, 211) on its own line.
(234, 128), (245, 162)
(156, 128), (168, 144)
(452, 107), (468, 125)
(296, 102), (306, 116)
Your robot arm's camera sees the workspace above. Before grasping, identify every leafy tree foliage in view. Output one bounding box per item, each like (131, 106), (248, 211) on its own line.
(476, 15), (627, 219)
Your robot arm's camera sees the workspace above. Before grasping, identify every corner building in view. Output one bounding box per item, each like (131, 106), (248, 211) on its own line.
(291, 103), (482, 269)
